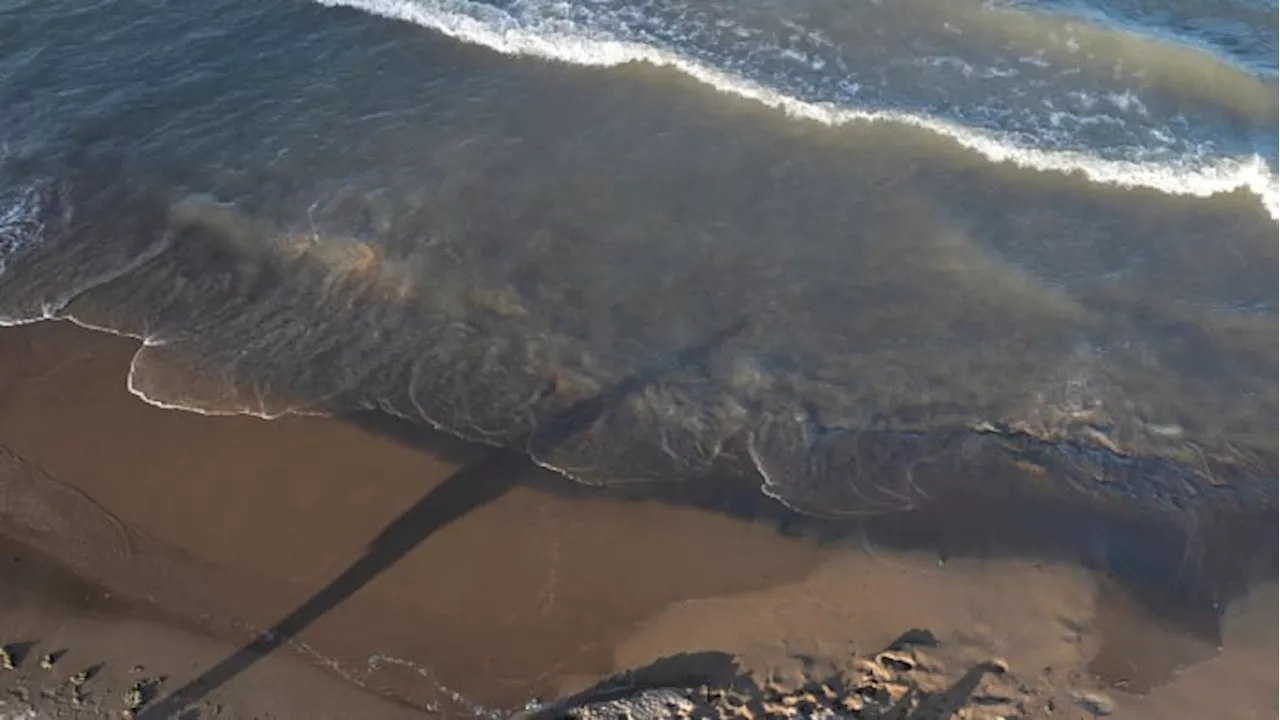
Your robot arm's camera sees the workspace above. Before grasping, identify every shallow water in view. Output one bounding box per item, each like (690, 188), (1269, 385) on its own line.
(0, 0), (1275, 521)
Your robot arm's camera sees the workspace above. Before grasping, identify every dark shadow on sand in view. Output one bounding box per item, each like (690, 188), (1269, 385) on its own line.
(138, 319), (750, 719)
(138, 448), (530, 720)
(138, 308), (1276, 716)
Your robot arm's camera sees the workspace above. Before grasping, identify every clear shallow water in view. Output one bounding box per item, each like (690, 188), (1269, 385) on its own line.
(0, 0), (1275, 519)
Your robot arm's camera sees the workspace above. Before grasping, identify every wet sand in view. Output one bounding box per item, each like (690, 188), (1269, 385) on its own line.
(0, 319), (1275, 718)
(0, 534), (428, 719)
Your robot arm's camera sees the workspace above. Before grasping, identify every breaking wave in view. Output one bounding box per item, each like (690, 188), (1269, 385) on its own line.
(314, 0), (1280, 219)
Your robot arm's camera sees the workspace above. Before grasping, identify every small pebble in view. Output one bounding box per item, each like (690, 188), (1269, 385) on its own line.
(123, 684), (144, 709)
(761, 701), (797, 718)
(1071, 690), (1115, 716)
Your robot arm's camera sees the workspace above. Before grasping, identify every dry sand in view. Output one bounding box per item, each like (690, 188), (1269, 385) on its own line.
(0, 320), (1274, 718)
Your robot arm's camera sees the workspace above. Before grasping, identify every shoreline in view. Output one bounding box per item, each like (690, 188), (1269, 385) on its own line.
(0, 319), (1275, 718)
(0, 319), (839, 714)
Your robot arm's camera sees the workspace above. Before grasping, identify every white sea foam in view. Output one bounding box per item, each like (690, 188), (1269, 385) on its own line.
(314, 0), (1280, 221)
(32, 314), (294, 421)
(0, 185), (45, 277)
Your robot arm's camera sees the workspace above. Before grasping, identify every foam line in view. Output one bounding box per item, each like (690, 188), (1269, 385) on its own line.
(314, 0), (1280, 221)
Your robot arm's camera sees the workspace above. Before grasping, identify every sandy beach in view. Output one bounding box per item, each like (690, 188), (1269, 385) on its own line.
(2, 0), (1276, 714)
(0, 319), (1275, 718)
